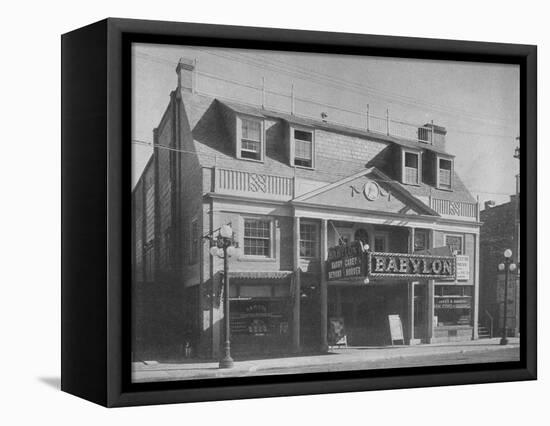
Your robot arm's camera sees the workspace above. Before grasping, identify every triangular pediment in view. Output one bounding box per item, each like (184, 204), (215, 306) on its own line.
(292, 168), (438, 216)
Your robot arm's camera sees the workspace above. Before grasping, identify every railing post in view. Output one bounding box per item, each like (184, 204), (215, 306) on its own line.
(262, 77), (266, 110)
(291, 84), (295, 115)
(212, 165), (217, 192)
(366, 104), (370, 131)
(293, 167), (297, 197)
(430, 119), (434, 144)
(193, 58), (197, 94)
(386, 109), (390, 135)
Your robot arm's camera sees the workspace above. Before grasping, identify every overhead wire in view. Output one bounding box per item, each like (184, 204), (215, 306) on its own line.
(189, 48), (517, 129)
(133, 51), (518, 138)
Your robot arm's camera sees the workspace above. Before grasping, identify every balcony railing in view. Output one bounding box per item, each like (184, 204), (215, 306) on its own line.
(214, 167), (294, 200)
(430, 197), (479, 220)
(213, 168), (479, 221)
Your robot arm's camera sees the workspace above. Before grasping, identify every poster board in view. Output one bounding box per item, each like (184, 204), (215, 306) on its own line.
(455, 255), (470, 281)
(328, 317), (347, 346)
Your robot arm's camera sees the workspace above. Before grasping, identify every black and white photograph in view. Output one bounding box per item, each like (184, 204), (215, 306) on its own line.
(3, 0), (546, 421)
(130, 43), (522, 383)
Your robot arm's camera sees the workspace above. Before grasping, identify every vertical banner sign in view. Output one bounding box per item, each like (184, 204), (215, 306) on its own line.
(455, 255), (470, 281)
(327, 241), (366, 281)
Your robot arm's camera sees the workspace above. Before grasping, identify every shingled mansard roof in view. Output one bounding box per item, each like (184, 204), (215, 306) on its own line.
(136, 91), (477, 207)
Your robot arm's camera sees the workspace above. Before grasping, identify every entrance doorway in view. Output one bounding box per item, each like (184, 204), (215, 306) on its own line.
(300, 281), (320, 350)
(328, 283), (409, 346)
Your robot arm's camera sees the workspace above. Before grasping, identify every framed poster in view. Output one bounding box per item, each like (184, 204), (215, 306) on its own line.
(61, 18), (536, 407)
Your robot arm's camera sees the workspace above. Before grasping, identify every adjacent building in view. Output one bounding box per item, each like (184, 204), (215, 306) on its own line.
(131, 58), (482, 360)
(480, 190), (520, 338)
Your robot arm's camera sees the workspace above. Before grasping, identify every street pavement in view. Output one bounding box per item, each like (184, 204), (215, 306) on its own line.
(132, 337), (520, 383)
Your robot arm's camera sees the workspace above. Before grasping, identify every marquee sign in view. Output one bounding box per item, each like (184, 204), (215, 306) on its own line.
(326, 244), (457, 282)
(367, 252), (456, 280)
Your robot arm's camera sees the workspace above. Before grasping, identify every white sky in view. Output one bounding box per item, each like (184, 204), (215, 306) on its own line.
(132, 43), (520, 206)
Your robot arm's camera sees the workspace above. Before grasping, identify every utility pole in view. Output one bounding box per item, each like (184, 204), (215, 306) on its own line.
(513, 137), (520, 337)
(514, 138), (520, 266)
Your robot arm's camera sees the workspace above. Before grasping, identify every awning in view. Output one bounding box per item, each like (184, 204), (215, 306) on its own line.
(227, 271), (293, 280)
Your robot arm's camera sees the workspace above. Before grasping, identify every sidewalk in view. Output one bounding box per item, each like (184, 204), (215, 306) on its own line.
(132, 338), (520, 382)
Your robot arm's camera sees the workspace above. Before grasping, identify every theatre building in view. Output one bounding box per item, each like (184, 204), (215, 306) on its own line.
(131, 58), (482, 359)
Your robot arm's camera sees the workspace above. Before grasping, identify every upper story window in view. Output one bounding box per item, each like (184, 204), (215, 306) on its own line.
(445, 234), (463, 255)
(414, 230), (429, 252)
(438, 158), (453, 190)
(291, 128), (315, 169)
(373, 232), (389, 252)
(238, 118), (264, 162)
(402, 150), (421, 185)
(243, 218), (272, 257)
(300, 222), (319, 258)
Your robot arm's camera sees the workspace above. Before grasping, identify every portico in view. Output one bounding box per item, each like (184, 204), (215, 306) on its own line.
(290, 167), (480, 351)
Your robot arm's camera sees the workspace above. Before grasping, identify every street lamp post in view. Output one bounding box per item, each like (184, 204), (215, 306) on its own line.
(207, 223), (238, 369)
(498, 249), (517, 345)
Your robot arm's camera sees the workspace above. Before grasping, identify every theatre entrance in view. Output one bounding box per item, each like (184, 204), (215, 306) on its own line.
(327, 282), (428, 346)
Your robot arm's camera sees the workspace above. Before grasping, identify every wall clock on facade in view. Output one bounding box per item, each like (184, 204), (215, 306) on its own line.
(364, 181), (380, 201)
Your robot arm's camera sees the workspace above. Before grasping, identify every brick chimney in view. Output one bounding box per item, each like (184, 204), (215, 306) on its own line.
(418, 123), (447, 150)
(176, 58), (195, 93)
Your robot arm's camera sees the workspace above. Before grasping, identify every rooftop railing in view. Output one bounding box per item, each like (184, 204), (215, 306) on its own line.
(195, 70), (439, 146)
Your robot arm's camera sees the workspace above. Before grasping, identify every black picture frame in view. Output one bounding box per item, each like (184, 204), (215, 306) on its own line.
(61, 17), (537, 407)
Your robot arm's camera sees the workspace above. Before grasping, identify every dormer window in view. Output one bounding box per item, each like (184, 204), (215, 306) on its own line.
(402, 149), (421, 185)
(237, 117), (264, 162)
(437, 157), (453, 190)
(291, 128), (315, 169)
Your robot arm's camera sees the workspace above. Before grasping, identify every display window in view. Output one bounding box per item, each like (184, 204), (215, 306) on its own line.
(434, 285), (472, 326)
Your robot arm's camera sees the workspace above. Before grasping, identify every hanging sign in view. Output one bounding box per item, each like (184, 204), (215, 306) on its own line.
(327, 241), (366, 281)
(367, 252), (456, 280)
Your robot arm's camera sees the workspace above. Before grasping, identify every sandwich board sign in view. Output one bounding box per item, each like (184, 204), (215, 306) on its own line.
(388, 314), (404, 345)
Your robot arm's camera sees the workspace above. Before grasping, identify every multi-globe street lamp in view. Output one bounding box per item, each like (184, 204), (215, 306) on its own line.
(207, 223), (238, 368)
(498, 249), (517, 345)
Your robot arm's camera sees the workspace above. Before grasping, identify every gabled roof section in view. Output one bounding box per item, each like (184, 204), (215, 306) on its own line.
(292, 167), (440, 217)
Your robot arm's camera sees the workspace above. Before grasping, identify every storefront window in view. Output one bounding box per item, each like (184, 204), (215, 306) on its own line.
(434, 285), (472, 326)
(230, 299), (290, 337)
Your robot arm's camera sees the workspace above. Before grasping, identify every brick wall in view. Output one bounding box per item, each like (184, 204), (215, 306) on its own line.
(133, 180), (144, 282)
(479, 200), (519, 335)
(157, 116), (172, 270)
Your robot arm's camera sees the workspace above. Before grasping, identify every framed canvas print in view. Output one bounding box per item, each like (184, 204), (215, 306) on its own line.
(61, 18), (537, 407)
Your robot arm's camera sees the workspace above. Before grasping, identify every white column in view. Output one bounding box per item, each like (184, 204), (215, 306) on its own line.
(426, 229), (435, 343)
(472, 233), (480, 339)
(320, 219), (328, 351)
(408, 227), (415, 345)
(292, 216), (301, 352)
